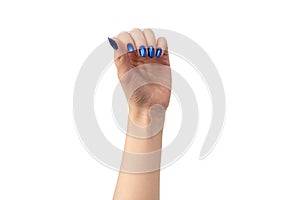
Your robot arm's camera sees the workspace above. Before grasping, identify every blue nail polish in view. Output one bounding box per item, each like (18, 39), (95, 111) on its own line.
(148, 46), (155, 58)
(108, 37), (118, 50)
(127, 43), (134, 53)
(156, 48), (162, 58)
(139, 46), (146, 57)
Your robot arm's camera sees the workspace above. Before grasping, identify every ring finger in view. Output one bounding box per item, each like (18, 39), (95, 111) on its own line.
(143, 28), (156, 58)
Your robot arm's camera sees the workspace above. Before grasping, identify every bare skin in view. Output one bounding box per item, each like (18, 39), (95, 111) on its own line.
(110, 28), (171, 200)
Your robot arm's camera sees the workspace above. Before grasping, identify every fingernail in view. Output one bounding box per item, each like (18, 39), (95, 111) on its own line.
(139, 45), (146, 57)
(148, 46), (155, 58)
(127, 43), (134, 53)
(156, 48), (162, 58)
(108, 37), (118, 50)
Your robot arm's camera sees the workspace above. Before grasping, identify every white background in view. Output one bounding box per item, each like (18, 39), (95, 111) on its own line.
(1, 0), (300, 199)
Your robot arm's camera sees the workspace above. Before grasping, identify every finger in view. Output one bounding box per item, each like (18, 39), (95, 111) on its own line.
(108, 37), (132, 78)
(129, 28), (147, 57)
(143, 28), (156, 58)
(156, 37), (168, 58)
(118, 31), (136, 53)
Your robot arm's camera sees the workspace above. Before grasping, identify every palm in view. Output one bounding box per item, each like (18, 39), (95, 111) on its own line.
(118, 50), (171, 109)
(110, 28), (171, 111)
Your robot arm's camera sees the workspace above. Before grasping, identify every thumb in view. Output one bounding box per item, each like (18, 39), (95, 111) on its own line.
(108, 37), (132, 78)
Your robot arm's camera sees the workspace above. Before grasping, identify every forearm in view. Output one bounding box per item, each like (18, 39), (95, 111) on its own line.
(113, 112), (164, 200)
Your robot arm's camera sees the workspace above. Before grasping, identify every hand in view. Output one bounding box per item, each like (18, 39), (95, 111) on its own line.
(109, 28), (171, 122)
(109, 29), (170, 200)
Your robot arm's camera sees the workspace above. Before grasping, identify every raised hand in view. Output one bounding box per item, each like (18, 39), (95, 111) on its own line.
(109, 28), (171, 121)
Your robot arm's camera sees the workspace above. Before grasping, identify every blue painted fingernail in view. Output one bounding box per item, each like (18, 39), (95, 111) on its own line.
(156, 48), (162, 58)
(108, 37), (118, 50)
(127, 43), (134, 53)
(148, 46), (155, 58)
(139, 45), (146, 57)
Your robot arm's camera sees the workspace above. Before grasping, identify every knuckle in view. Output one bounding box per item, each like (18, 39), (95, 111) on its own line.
(118, 31), (128, 37)
(143, 28), (153, 33)
(158, 37), (167, 42)
(130, 28), (141, 33)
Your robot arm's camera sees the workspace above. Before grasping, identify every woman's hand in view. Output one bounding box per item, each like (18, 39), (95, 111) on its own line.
(109, 28), (171, 123)
(109, 28), (170, 200)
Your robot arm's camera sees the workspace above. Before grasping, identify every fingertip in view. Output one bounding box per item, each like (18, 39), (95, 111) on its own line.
(156, 37), (168, 58)
(108, 37), (118, 50)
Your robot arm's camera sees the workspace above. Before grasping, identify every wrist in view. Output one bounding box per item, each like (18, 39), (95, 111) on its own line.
(128, 107), (151, 127)
(127, 104), (166, 140)
(129, 105), (166, 127)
